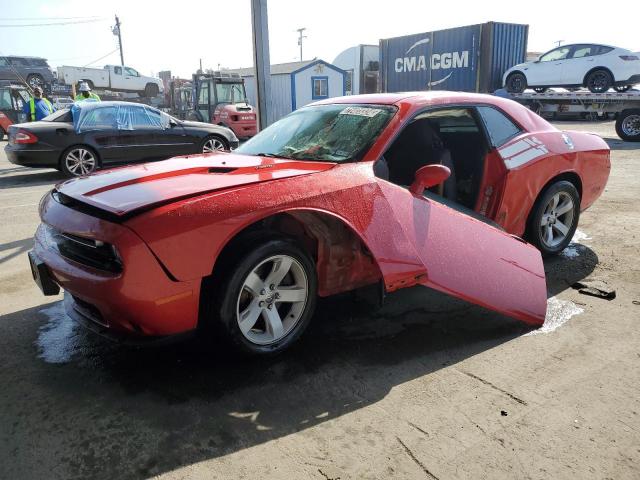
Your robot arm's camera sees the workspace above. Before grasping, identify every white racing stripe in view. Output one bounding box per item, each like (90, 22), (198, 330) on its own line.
(499, 136), (549, 170)
(498, 140), (530, 158)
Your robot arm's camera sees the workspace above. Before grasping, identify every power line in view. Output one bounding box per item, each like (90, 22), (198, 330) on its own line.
(0, 15), (105, 21)
(0, 18), (106, 28)
(83, 49), (119, 67)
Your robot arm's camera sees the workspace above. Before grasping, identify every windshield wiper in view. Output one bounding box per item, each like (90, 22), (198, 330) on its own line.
(254, 152), (292, 159)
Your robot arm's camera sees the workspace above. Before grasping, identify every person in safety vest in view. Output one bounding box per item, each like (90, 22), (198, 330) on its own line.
(23, 86), (55, 121)
(75, 82), (101, 102)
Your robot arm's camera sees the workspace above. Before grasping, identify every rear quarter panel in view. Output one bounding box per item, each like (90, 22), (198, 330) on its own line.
(496, 130), (609, 236)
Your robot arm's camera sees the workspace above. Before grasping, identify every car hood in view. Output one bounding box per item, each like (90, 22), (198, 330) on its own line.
(54, 153), (336, 217)
(180, 120), (217, 129)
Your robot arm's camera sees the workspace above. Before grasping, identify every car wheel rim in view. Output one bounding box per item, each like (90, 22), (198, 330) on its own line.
(511, 76), (524, 91)
(28, 77), (43, 88)
(621, 115), (640, 136)
(65, 148), (96, 176)
(590, 73), (608, 92)
(540, 192), (575, 248)
(203, 138), (224, 153)
(236, 254), (308, 346)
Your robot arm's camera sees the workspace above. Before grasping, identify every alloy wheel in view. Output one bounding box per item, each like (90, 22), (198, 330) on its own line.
(65, 148), (96, 176)
(621, 114), (640, 137)
(539, 192), (575, 248)
(202, 138), (225, 153)
(588, 72), (610, 93)
(236, 254), (309, 346)
(28, 76), (43, 89)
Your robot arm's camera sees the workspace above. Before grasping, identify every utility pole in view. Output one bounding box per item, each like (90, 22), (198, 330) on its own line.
(251, 0), (272, 129)
(112, 15), (124, 66)
(296, 27), (307, 61)
(199, 58), (203, 73)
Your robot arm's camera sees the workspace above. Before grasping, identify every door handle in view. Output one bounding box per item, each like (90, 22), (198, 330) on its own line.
(555, 62), (563, 65)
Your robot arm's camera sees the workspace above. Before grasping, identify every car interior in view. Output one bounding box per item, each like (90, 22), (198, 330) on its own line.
(375, 108), (489, 214)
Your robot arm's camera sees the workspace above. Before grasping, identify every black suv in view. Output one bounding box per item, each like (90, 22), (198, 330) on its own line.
(0, 56), (55, 90)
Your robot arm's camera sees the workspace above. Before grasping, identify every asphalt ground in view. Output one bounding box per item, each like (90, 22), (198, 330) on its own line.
(0, 121), (639, 479)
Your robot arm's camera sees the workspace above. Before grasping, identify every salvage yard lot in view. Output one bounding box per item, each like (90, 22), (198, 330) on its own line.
(0, 121), (639, 480)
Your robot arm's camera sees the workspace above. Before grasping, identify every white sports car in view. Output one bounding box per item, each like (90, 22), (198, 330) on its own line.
(504, 43), (640, 93)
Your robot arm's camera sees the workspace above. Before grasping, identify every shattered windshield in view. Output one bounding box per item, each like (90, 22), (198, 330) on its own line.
(235, 104), (396, 162)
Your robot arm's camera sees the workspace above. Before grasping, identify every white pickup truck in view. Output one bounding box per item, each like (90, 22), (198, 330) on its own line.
(56, 64), (164, 97)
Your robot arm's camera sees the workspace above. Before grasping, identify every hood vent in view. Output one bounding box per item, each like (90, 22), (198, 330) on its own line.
(208, 167), (237, 174)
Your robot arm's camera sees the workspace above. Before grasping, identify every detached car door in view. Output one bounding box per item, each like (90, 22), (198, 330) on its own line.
(377, 181), (547, 325)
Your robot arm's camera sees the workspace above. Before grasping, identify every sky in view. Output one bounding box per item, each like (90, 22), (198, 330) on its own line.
(2, 0), (639, 79)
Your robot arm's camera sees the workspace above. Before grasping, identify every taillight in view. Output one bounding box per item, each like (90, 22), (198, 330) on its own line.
(619, 55), (639, 61)
(13, 129), (38, 144)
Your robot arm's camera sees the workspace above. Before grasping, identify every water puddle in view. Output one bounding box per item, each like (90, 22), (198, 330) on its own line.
(35, 301), (82, 364)
(560, 229), (591, 259)
(527, 297), (584, 336)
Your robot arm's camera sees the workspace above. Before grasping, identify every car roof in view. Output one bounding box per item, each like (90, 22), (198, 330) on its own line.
(311, 91), (507, 106)
(546, 43), (619, 50)
(1, 55), (48, 60)
(75, 100), (159, 109)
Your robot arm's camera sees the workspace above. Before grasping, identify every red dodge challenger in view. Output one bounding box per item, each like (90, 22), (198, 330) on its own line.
(29, 92), (610, 355)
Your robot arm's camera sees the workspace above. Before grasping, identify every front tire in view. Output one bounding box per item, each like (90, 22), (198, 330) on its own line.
(60, 146), (98, 177)
(201, 135), (228, 153)
(506, 73), (527, 93)
(585, 69), (612, 93)
(613, 85), (631, 93)
(615, 108), (640, 142)
(212, 237), (318, 355)
(526, 181), (580, 256)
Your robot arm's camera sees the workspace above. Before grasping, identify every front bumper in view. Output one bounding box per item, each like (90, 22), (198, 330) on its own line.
(32, 192), (202, 339)
(5, 144), (60, 167)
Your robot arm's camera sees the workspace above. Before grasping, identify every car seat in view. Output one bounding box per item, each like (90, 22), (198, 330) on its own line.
(385, 120), (457, 201)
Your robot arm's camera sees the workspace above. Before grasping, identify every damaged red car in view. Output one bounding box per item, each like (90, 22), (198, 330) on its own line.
(29, 92), (611, 354)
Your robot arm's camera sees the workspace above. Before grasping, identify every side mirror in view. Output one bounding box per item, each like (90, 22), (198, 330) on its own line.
(409, 164), (451, 195)
(169, 119), (178, 128)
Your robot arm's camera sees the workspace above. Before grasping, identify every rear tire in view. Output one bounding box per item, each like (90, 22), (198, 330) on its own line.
(26, 74), (44, 89)
(506, 73), (527, 93)
(526, 181), (581, 256)
(144, 83), (159, 97)
(615, 108), (640, 142)
(60, 146), (99, 177)
(210, 236), (317, 356)
(585, 69), (612, 93)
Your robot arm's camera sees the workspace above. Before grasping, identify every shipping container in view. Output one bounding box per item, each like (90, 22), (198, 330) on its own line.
(380, 22), (528, 93)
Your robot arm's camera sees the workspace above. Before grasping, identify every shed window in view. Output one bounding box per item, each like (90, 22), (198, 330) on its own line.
(312, 76), (328, 99)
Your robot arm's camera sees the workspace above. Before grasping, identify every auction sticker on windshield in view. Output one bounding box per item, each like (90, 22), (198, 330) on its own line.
(339, 106), (383, 117)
